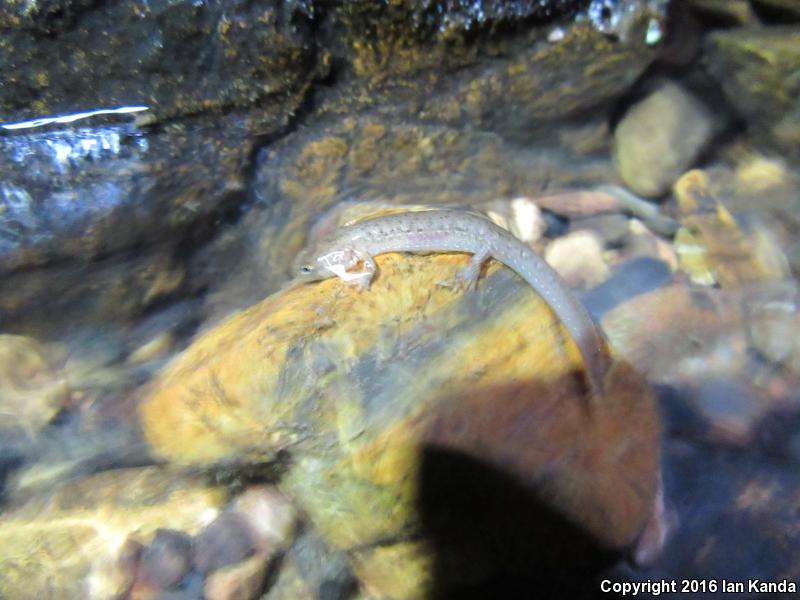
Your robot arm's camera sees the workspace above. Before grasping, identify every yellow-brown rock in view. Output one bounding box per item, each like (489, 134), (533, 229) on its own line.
(0, 466), (227, 600)
(140, 252), (661, 598)
(0, 334), (68, 436)
(674, 170), (788, 287)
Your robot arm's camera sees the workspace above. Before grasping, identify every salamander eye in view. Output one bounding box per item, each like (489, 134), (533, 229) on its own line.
(300, 265), (314, 274)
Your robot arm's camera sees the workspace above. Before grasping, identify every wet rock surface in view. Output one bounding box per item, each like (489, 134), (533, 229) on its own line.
(0, 467), (227, 599)
(705, 25), (800, 160)
(0, 1), (318, 122)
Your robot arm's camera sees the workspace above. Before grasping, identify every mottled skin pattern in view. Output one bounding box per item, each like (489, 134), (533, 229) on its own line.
(295, 210), (609, 395)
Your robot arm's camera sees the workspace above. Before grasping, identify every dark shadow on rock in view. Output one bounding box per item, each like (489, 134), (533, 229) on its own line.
(417, 446), (619, 599)
(410, 368), (660, 599)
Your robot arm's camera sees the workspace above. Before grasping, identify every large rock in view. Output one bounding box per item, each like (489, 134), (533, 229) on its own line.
(705, 26), (800, 160)
(0, 1), (317, 122)
(0, 0), (322, 330)
(140, 242), (662, 597)
(321, 2), (662, 141)
(0, 118), (253, 330)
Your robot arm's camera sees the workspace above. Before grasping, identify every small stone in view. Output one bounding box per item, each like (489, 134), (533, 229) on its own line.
(139, 529), (193, 590)
(693, 379), (767, 444)
(614, 82), (714, 197)
(745, 282), (800, 371)
(204, 552), (271, 600)
(622, 219), (678, 270)
(128, 332), (176, 365)
(581, 257), (673, 322)
(544, 230), (610, 288)
(194, 513), (256, 575)
(232, 486), (296, 554)
(508, 197), (546, 244)
(485, 197), (546, 245)
(735, 154), (789, 194)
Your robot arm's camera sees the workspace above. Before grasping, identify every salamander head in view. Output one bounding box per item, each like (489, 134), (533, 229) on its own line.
(293, 245), (373, 289)
(293, 247), (334, 282)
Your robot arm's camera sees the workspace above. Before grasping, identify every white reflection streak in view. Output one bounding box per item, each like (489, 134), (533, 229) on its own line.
(1, 105), (149, 131)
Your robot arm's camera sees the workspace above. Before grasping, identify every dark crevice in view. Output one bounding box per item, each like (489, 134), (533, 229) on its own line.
(750, 0), (800, 24)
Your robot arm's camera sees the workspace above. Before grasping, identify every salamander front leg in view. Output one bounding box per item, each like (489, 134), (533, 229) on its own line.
(324, 249), (376, 291)
(349, 253), (376, 291)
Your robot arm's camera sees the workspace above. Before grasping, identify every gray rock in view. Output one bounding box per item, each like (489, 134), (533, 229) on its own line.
(140, 528), (194, 590)
(194, 512), (257, 575)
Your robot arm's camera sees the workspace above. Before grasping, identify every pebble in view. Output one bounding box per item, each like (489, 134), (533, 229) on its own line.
(688, 378), (778, 446)
(194, 512), (257, 574)
(232, 486), (296, 553)
(614, 81), (714, 197)
(544, 230), (609, 288)
(204, 552), (271, 600)
(139, 529), (194, 590)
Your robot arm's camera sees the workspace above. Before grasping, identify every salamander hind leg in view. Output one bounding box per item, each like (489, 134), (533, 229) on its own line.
(442, 250), (489, 291)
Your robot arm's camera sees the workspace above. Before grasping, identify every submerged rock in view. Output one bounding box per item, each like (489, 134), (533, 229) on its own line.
(752, 0), (800, 17)
(322, 1), (662, 140)
(204, 551), (272, 600)
(138, 528), (194, 591)
(0, 467), (226, 599)
(140, 242), (662, 597)
(601, 283), (747, 384)
(0, 114), (275, 333)
(0, 333), (68, 437)
(704, 26), (800, 160)
(545, 229), (610, 287)
(194, 513), (257, 575)
(613, 82), (714, 197)
(673, 170), (788, 287)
